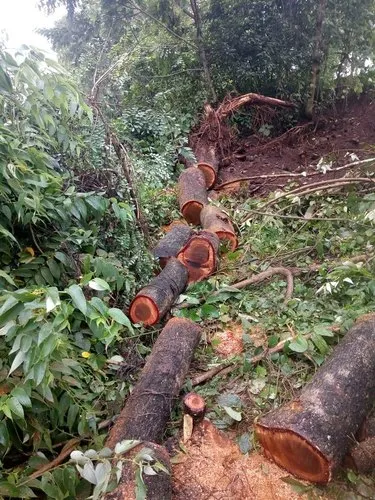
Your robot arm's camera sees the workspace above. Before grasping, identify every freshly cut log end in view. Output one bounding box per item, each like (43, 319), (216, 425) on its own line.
(177, 231), (220, 283)
(153, 224), (194, 268)
(200, 205), (238, 251)
(178, 167), (208, 225)
(256, 318), (375, 484)
(183, 392), (206, 421)
(129, 258), (188, 326)
(196, 145), (218, 189)
(256, 425), (330, 484)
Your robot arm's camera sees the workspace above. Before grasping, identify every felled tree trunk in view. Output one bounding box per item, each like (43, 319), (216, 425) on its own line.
(196, 144), (219, 189)
(129, 258), (188, 325)
(345, 410), (375, 474)
(200, 205), (238, 251)
(106, 317), (202, 447)
(177, 230), (219, 283)
(178, 167), (208, 225)
(256, 317), (375, 484)
(152, 224), (194, 268)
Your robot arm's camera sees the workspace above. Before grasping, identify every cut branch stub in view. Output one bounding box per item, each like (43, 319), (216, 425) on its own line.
(129, 258), (188, 326)
(255, 317), (375, 484)
(196, 144), (219, 189)
(152, 224), (194, 268)
(106, 317), (202, 447)
(178, 167), (208, 225)
(177, 230), (219, 283)
(200, 205), (238, 251)
(183, 392), (206, 421)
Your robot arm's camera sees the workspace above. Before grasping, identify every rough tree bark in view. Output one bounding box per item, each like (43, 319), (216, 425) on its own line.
(196, 144), (219, 188)
(178, 167), (208, 225)
(152, 224), (194, 268)
(256, 317), (375, 484)
(200, 205), (238, 250)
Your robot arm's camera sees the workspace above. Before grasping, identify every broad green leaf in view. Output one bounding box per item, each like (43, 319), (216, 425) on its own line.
(0, 270), (16, 286)
(288, 336), (309, 353)
(0, 65), (12, 92)
(8, 397), (24, 418)
(46, 287), (60, 313)
(0, 320), (16, 336)
(223, 406), (242, 421)
(12, 387), (31, 407)
(88, 278), (110, 291)
(9, 350), (25, 375)
(108, 308), (133, 330)
(67, 284), (87, 315)
(115, 439), (141, 455)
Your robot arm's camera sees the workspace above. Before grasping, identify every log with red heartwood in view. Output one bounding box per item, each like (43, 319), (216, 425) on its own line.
(200, 205), (238, 251)
(195, 144), (219, 189)
(256, 317), (375, 484)
(152, 224), (194, 268)
(104, 317), (201, 500)
(183, 392), (206, 422)
(129, 258), (188, 326)
(178, 167), (208, 225)
(177, 230), (219, 283)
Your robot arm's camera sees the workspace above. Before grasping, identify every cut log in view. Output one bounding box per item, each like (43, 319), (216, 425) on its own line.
(106, 317), (202, 447)
(183, 392), (206, 422)
(196, 144), (219, 189)
(178, 167), (208, 225)
(177, 230), (220, 283)
(345, 437), (375, 474)
(105, 442), (171, 500)
(256, 317), (375, 484)
(129, 258), (188, 326)
(200, 205), (238, 251)
(152, 224), (194, 268)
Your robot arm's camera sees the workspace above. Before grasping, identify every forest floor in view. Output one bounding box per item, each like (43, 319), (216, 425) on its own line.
(167, 95), (375, 499)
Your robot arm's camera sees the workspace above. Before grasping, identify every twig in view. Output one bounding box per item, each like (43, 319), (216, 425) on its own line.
(232, 266), (294, 302)
(248, 210), (358, 222)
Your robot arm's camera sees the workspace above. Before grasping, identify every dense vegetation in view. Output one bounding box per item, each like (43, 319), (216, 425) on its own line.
(0, 0), (374, 498)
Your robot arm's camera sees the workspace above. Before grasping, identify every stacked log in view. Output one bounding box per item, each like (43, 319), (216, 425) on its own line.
(178, 167), (208, 225)
(255, 317), (375, 484)
(200, 205), (238, 251)
(153, 224), (194, 268)
(196, 144), (219, 189)
(177, 230), (220, 283)
(129, 258), (188, 325)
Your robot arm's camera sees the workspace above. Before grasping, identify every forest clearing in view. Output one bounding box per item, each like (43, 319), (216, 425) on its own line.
(0, 1), (375, 499)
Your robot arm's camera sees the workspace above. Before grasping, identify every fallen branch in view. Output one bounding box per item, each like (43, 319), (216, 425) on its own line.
(217, 93), (295, 120)
(232, 266), (294, 301)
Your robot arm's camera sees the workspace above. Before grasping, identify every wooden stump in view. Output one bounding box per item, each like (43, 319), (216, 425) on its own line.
(129, 258), (188, 326)
(177, 230), (220, 283)
(178, 167), (208, 225)
(106, 317), (202, 447)
(153, 224), (194, 268)
(200, 205), (238, 251)
(196, 145), (219, 189)
(183, 392), (206, 422)
(255, 318), (375, 484)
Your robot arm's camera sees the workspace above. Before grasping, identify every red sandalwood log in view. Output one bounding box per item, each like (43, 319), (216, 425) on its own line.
(129, 258), (188, 326)
(177, 230), (220, 283)
(200, 205), (238, 251)
(256, 317), (375, 484)
(196, 144), (219, 189)
(178, 167), (208, 225)
(152, 224), (194, 268)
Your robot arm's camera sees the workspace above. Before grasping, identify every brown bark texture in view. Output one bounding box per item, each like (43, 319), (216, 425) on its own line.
(178, 167), (208, 225)
(177, 230), (220, 283)
(152, 225), (194, 268)
(106, 317), (202, 448)
(183, 392), (206, 421)
(200, 205), (238, 250)
(345, 437), (375, 474)
(196, 144), (219, 188)
(256, 318), (375, 484)
(105, 442), (171, 500)
(129, 258), (188, 325)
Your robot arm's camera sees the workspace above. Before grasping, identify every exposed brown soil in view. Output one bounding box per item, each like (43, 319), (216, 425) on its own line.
(215, 95), (375, 196)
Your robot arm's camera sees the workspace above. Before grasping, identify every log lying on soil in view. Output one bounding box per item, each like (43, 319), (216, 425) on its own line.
(105, 442), (171, 500)
(106, 317), (202, 447)
(345, 410), (375, 474)
(196, 144), (219, 189)
(178, 167), (208, 225)
(183, 392), (206, 422)
(129, 258), (188, 325)
(256, 317), (375, 484)
(152, 224), (194, 268)
(200, 205), (238, 251)
(177, 230), (220, 283)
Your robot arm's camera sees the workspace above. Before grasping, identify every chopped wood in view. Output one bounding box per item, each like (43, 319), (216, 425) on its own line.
(196, 144), (219, 188)
(106, 317), (202, 447)
(178, 167), (209, 225)
(153, 224), (194, 268)
(129, 258), (188, 325)
(200, 205), (238, 251)
(177, 230), (220, 283)
(256, 317), (375, 484)
(183, 392), (206, 421)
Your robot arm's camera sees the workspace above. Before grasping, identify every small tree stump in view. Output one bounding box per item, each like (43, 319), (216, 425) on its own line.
(178, 167), (208, 225)
(129, 258), (188, 325)
(196, 144), (219, 189)
(183, 392), (206, 421)
(256, 318), (375, 484)
(177, 230), (220, 283)
(152, 224), (194, 268)
(200, 205), (238, 251)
